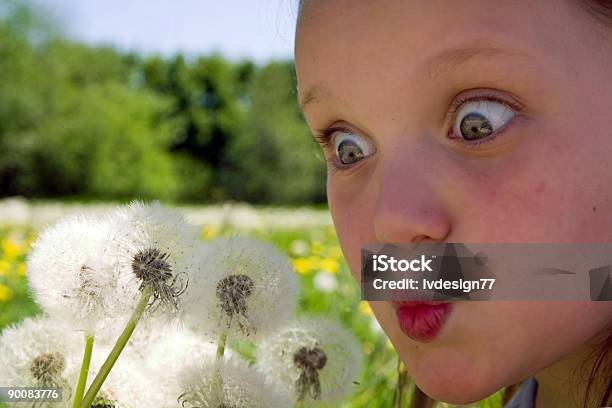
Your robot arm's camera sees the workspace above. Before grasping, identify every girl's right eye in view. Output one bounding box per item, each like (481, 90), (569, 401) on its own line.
(316, 128), (375, 170)
(313, 126), (376, 173)
(332, 130), (376, 166)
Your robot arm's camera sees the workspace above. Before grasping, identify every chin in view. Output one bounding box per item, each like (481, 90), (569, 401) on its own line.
(397, 349), (509, 404)
(415, 378), (496, 405)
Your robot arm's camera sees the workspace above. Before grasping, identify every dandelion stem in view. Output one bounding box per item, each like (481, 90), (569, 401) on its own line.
(78, 285), (152, 408)
(72, 334), (94, 408)
(216, 329), (228, 360)
(212, 320), (231, 400)
(392, 357), (408, 408)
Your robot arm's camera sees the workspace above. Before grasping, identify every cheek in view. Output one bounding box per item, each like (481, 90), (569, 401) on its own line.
(449, 128), (612, 242)
(327, 177), (374, 280)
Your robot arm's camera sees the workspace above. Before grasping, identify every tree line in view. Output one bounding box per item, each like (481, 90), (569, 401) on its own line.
(0, 2), (327, 205)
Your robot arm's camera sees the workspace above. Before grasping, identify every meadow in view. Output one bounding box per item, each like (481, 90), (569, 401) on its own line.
(0, 201), (503, 408)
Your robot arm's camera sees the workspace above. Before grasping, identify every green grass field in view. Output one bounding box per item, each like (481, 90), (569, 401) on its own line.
(0, 208), (503, 407)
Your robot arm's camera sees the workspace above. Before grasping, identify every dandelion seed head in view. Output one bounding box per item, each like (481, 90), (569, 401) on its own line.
(30, 352), (65, 385)
(257, 318), (363, 404)
(177, 352), (291, 408)
(185, 237), (298, 341)
(292, 346), (327, 400)
(132, 248), (173, 284)
(294, 346), (327, 371)
(129, 246), (187, 310)
(0, 317), (79, 405)
(216, 274), (254, 320)
(91, 392), (117, 408)
(27, 215), (115, 334)
(105, 200), (200, 318)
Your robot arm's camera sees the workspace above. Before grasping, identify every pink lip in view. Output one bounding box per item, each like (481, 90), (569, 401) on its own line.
(393, 301), (452, 343)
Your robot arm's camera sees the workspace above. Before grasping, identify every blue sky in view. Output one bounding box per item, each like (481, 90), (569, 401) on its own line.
(36, 0), (298, 63)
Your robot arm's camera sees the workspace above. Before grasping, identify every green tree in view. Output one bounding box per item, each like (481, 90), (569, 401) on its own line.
(80, 83), (183, 201)
(0, 1), (327, 205)
(141, 54), (251, 201)
(223, 61), (326, 204)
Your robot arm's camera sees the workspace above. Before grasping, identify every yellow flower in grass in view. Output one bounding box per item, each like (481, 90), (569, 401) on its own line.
(292, 257), (318, 275)
(1, 238), (22, 260)
(0, 259), (11, 277)
(359, 301), (373, 316)
(0, 283), (13, 302)
(319, 258), (340, 274)
(17, 263), (26, 277)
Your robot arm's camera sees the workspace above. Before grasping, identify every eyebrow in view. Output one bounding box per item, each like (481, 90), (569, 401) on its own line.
(422, 40), (526, 79)
(298, 86), (323, 111)
(298, 40), (527, 111)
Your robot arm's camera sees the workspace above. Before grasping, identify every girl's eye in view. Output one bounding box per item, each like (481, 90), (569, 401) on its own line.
(452, 99), (515, 142)
(333, 131), (375, 165)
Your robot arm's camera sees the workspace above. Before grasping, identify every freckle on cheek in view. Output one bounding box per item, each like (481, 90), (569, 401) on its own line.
(550, 143), (563, 153)
(535, 181), (546, 194)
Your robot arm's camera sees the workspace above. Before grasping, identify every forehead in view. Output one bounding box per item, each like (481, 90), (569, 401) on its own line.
(294, 0), (571, 110)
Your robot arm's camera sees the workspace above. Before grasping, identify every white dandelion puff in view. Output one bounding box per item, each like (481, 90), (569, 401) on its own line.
(313, 271), (338, 292)
(75, 202), (203, 408)
(289, 239), (309, 257)
(185, 237), (298, 341)
(74, 350), (159, 408)
(177, 352), (291, 408)
(94, 313), (181, 364)
(143, 329), (225, 407)
(256, 317), (363, 404)
(103, 200), (201, 317)
(26, 215), (115, 335)
(145, 329), (222, 375)
(0, 317), (81, 406)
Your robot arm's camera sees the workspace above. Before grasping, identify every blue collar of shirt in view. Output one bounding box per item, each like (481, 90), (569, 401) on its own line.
(504, 377), (538, 408)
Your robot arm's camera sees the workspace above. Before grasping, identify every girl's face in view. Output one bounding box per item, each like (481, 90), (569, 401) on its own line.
(295, 0), (612, 403)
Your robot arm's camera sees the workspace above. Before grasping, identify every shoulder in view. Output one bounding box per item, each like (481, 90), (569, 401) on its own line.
(504, 377), (538, 408)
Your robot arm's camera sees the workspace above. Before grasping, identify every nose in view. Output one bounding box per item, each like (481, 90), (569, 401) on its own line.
(373, 156), (451, 244)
